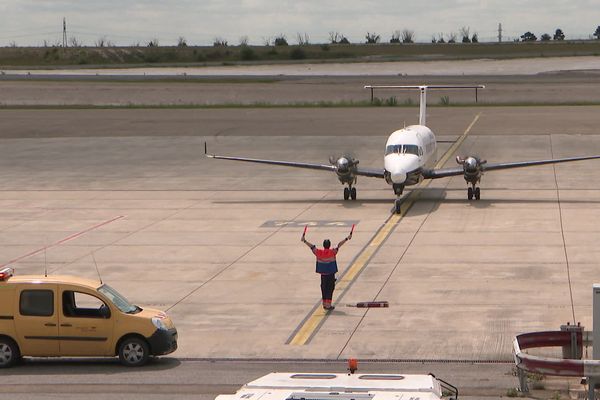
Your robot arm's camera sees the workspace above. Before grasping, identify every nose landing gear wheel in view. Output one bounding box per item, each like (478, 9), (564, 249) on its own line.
(467, 187), (473, 200)
(343, 187), (350, 200)
(475, 187), (481, 200)
(350, 187), (357, 200)
(394, 199), (402, 214)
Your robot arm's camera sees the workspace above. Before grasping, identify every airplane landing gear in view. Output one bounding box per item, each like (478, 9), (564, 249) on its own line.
(344, 186), (357, 201)
(467, 185), (481, 200)
(393, 184), (404, 196)
(392, 184), (405, 214)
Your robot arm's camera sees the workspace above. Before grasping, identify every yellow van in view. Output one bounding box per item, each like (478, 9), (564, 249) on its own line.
(0, 267), (177, 367)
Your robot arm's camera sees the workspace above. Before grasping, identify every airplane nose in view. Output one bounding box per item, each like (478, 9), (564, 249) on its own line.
(390, 171), (406, 184)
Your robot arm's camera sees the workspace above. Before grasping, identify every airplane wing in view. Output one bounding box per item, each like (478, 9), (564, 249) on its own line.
(355, 167), (385, 178)
(206, 152), (337, 172)
(423, 154), (600, 179)
(205, 142), (386, 178)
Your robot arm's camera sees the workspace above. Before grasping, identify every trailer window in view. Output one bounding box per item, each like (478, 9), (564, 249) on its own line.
(358, 375), (405, 380)
(290, 374), (336, 379)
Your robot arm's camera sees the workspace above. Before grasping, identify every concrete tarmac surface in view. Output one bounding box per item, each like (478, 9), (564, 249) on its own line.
(0, 359), (534, 400)
(4, 74), (600, 106)
(1, 81), (600, 398)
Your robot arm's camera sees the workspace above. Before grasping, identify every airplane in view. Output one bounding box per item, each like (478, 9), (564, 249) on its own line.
(205, 85), (600, 214)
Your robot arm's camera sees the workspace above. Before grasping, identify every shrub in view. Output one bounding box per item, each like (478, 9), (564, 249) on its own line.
(520, 31), (537, 42)
(240, 46), (256, 61)
(385, 96), (397, 106)
(365, 32), (380, 44)
(554, 29), (565, 40)
(290, 47), (306, 60)
(274, 35), (288, 46)
(401, 29), (415, 43)
(213, 37), (228, 47)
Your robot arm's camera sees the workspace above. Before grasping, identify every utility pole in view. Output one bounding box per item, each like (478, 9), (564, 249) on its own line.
(498, 23), (503, 43)
(62, 17), (67, 47)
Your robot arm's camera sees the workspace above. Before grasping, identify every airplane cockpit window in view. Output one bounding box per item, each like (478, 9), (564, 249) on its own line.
(404, 145), (419, 155)
(385, 144), (422, 156)
(385, 144), (402, 155)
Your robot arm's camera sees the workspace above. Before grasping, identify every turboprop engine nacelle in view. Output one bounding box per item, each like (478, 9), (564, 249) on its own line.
(456, 155), (486, 184)
(330, 155), (359, 183)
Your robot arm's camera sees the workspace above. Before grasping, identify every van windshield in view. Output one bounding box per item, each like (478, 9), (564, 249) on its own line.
(98, 284), (140, 314)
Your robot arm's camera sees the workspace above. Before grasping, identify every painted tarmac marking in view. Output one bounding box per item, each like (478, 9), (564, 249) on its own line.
(287, 113), (481, 346)
(0, 215), (125, 267)
(261, 220), (359, 228)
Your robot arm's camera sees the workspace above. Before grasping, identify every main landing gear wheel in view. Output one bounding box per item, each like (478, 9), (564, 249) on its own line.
(343, 187), (350, 200)
(350, 187), (357, 200)
(394, 199), (402, 214)
(467, 187), (481, 201)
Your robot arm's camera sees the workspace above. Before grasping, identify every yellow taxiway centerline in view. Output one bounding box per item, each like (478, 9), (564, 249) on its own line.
(288, 113), (481, 346)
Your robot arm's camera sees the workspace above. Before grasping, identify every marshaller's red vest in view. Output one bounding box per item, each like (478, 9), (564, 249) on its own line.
(312, 247), (338, 275)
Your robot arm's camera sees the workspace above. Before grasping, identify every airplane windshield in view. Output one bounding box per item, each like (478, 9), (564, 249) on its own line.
(385, 144), (422, 156)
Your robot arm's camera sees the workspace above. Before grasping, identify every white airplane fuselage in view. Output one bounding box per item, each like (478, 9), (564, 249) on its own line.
(384, 124), (437, 187)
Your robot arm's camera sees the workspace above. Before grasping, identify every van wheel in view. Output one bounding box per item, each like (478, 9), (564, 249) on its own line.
(118, 337), (149, 367)
(0, 337), (20, 368)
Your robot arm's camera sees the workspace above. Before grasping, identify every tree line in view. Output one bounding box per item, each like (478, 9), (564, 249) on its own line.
(11, 25), (600, 48)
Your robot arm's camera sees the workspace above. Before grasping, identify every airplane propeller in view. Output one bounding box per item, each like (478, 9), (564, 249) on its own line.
(457, 155), (486, 175)
(329, 155), (359, 174)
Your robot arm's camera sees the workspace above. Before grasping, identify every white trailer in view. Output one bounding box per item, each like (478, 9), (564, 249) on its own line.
(216, 372), (458, 400)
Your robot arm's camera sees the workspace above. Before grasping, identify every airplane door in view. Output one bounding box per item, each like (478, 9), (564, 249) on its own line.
(58, 288), (114, 356)
(14, 285), (60, 356)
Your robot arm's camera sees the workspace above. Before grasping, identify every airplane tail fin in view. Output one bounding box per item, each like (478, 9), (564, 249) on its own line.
(364, 85), (484, 126)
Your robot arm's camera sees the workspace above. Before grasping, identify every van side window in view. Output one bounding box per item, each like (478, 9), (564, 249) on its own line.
(20, 290), (54, 317)
(63, 291), (110, 319)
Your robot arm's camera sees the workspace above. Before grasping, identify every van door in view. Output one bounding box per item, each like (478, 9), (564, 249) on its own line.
(14, 284), (59, 356)
(58, 288), (114, 356)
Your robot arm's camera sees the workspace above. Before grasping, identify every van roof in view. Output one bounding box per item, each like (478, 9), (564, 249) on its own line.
(3, 275), (102, 290)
